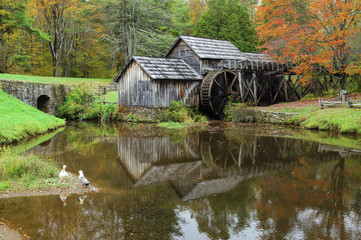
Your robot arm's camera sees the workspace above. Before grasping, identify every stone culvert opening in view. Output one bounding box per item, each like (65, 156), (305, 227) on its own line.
(37, 95), (50, 113)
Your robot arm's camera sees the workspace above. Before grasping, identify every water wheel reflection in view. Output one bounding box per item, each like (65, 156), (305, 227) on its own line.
(200, 132), (241, 170)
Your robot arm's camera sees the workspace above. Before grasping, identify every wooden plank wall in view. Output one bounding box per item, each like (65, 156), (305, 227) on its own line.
(117, 61), (201, 107)
(167, 41), (202, 74)
(200, 59), (221, 73)
(117, 61), (151, 106)
(153, 80), (200, 107)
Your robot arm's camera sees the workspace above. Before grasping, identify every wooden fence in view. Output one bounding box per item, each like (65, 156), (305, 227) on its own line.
(319, 92), (361, 108)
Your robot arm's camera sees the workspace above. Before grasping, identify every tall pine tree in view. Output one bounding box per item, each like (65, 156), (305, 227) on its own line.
(194, 0), (258, 52)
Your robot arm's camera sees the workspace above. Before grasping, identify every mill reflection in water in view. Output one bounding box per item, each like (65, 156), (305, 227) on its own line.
(117, 131), (307, 201)
(2, 123), (361, 240)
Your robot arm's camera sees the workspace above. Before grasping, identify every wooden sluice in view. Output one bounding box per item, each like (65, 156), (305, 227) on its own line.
(217, 59), (300, 105)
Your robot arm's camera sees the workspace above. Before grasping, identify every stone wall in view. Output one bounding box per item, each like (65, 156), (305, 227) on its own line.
(122, 106), (160, 122)
(255, 110), (298, 124)
(0, 79), (70, 115)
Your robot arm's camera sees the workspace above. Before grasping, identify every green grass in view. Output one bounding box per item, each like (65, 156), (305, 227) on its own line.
(0, 90), (66, 144)
(101, 91), (117, 102)
(0, 73), (111, 86)
(157, 122), (191, 129)
(260, 106), (319, 113)
(288, 108), (361, 134)
(0, 147), (62, 191)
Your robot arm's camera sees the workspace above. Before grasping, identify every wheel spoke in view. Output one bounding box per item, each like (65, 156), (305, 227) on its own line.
(215, 97), (226, 114)
(224, 72), (228, 91)
(214, 79), (227, 93)
(228, 75), (238, 92)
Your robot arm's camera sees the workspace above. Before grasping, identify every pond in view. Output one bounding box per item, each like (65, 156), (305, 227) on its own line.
(1, 122), (361, 240)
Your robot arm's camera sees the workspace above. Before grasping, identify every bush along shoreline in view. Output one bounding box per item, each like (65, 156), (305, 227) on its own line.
(224, 102), (361, 135)
(0, 147), (61, 191)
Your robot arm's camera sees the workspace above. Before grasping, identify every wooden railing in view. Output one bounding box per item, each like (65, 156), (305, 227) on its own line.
(319, 92), (361, 108)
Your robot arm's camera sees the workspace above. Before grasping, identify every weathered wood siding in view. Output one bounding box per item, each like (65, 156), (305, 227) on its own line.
(117, 61), (152, 106)
(200, 59), (221, 73)
(167, 41), (201, 74)
(153, 80), (200, 107)
(117, 60), (201, 107)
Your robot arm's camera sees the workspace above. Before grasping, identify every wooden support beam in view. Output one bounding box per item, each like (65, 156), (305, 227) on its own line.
(253, 72), (257, 103)
(256, 76), (268, 105)
(238, 71), (244, 100)
(284, 75), (289, 101)
(272, 75), (285, 103)
(242, 73), (256, 102)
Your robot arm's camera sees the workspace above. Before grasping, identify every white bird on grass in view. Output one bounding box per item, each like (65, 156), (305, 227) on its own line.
(79, 170), (90, 188)
(59, 165), (69, 183)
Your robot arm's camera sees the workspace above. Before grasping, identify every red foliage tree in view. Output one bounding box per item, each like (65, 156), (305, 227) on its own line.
(256, 0), (361, 89)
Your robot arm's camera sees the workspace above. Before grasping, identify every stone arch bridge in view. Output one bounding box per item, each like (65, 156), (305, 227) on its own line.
(0, 79), (69, 115)
(0, 79), (116, 115)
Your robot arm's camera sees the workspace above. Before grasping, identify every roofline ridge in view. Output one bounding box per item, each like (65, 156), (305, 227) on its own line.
(180, 35), (233, 42)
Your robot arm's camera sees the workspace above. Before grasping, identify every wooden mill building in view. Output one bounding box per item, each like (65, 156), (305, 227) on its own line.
(114, 36), (292, 116)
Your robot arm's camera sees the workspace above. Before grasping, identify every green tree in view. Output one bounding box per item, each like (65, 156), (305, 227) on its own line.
(0, 0), (47, 73)
(103, 0), (191, 65)
(194, 0), (258, 52)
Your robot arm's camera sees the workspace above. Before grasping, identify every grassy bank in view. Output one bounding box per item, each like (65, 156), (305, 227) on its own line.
(287, 108), (361, 134)
(0, 73), (111, 86)
(226, 102), (361, 134)
(0, 148), (61, 191)
(0, 90), (65, 144)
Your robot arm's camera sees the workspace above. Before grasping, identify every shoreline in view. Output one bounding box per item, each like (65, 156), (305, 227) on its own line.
(0, 173), (99, 199)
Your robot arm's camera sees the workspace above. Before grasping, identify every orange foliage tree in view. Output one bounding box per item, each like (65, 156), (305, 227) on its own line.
(256, 0), (361, 89)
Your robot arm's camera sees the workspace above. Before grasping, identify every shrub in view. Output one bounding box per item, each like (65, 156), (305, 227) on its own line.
(158, 100), (207, 123)
(56, 85), (122, 121)
(224, 102), (256, 123)
(56, 84), (93, 119)
(0, 147), (59, 182)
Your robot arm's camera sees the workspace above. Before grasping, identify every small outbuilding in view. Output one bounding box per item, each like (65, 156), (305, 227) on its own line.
(114, 56), (202, 107)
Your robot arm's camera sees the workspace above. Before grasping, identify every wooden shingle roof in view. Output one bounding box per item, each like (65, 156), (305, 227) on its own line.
(238, 52), (273, 63)
(166, 36), (247, 60)
(114, 56), (202, 82)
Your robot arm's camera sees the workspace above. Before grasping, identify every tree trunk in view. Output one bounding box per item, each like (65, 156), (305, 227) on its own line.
(340, 74), (347, 90)
(53, 61), (59, 77)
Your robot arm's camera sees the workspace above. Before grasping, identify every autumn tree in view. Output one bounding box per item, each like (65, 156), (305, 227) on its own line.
(194, 0), (258, 52)
(35, 0), (78, 77)
(187, 0), (208, 29)
(256, 0), (361, 89)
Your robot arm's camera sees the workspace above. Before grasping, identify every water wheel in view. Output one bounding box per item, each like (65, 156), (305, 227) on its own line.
(200, 70), (240, 117)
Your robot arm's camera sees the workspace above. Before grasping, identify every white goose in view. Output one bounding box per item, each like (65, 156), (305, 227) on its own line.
(79, 170), (90, 188)
(59, 165), (69, 183)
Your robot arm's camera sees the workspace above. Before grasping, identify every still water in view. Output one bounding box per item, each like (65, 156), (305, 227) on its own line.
(1, 122), (361, 240)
